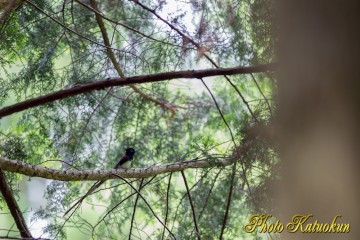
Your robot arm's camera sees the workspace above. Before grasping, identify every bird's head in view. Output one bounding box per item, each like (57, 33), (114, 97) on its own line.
(125, 148), (136, 157)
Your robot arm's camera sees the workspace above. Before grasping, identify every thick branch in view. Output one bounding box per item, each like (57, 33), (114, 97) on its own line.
(0, 157), (232, 181)
(0, 63), (275, 119)
(0, 170), (33, 239)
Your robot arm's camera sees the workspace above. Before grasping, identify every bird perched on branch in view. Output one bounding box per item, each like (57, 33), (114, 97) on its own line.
(63, 148), (136, 216)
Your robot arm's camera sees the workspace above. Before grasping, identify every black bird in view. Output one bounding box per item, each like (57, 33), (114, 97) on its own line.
(64, 148), (136, 216)
(113, 148), (135, 169)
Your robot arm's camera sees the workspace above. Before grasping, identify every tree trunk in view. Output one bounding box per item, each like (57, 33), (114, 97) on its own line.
(276, 1), (360, 239)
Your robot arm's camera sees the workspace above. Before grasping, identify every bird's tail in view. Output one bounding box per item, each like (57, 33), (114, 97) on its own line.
(63, 180), (105, 217)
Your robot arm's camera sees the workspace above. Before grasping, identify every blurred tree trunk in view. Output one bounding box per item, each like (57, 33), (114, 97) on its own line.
(276, 1), (360, 239)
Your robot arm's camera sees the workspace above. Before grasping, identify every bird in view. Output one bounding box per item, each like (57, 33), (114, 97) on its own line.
(63, 148), (136, 216)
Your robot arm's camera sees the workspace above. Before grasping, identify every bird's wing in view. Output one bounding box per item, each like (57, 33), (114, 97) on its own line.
(114, 155), (131, 169)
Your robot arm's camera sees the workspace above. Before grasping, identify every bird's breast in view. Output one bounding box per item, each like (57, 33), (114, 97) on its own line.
(120, 160), (132, 169)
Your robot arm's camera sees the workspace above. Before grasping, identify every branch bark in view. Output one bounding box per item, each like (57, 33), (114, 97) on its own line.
(0, 156), (232, 181)
(0, 63), (275, 119)
(0, 170), (33, 239)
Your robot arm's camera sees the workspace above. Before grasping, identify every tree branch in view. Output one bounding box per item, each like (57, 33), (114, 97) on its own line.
(0, 63), (275, 119)
(24, 0), (122, 53)
(250, 73), (273, 116)
(0, 170), (33, 239)
(128, 178), (144, 240)
(89, 0), (178, 114)
(0, 156), (232, 181)
(91, 176), (157, 234)
(181, 170), (200, 240)
(74, 0), (177, 47)
(129, 0), (259, 122)
(161, 173), (172, 240)
(112, 173), (175, 239)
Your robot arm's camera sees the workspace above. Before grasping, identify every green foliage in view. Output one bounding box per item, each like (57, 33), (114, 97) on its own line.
(0, 135), (27, 160)
(0, 0), (276, 239)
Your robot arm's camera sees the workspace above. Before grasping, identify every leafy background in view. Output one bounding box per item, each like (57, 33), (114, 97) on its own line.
(0, 0), (276, 239)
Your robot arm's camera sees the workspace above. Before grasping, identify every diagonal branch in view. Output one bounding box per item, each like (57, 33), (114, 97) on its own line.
(200, 79), (239, 239)
(89, 0), (178, 114)
(0, 63), (275, 119)
(200, 79), (271, 238)
(24, 0), (121, 53)
(89, 0), (125, 77)
(0, 170), (33, 239)
(91, 176), (158, 234)
(250, 73), (273, 116)
(181, 170), (200, 240)
(129, 0), (259, 122)
(161, 173), (172, 240)
(74, 0), (177, 47)
(112, 173), (175, 239)
(128, 178), (144, 240)
(197, 170), (221, 221)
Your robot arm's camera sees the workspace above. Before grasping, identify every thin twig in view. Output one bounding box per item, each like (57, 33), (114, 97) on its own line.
(200, 79), (239, 239)
(24, 0), (122, 52)
(161, 173), (172, 240)
(112, 173), (175, 239)
(74, 0), (178, 47)
(92, 176), (157, 233)
(200, 78), (260, 238)
(128, 178), (144, 240)
(181, 171), (201, 240)
(197, 170), (221, 221)
(129, 0), (259, 122)
(250, 73), (273, 116)
(170, 169), (212, 231)
(89, 0), (178, 114)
